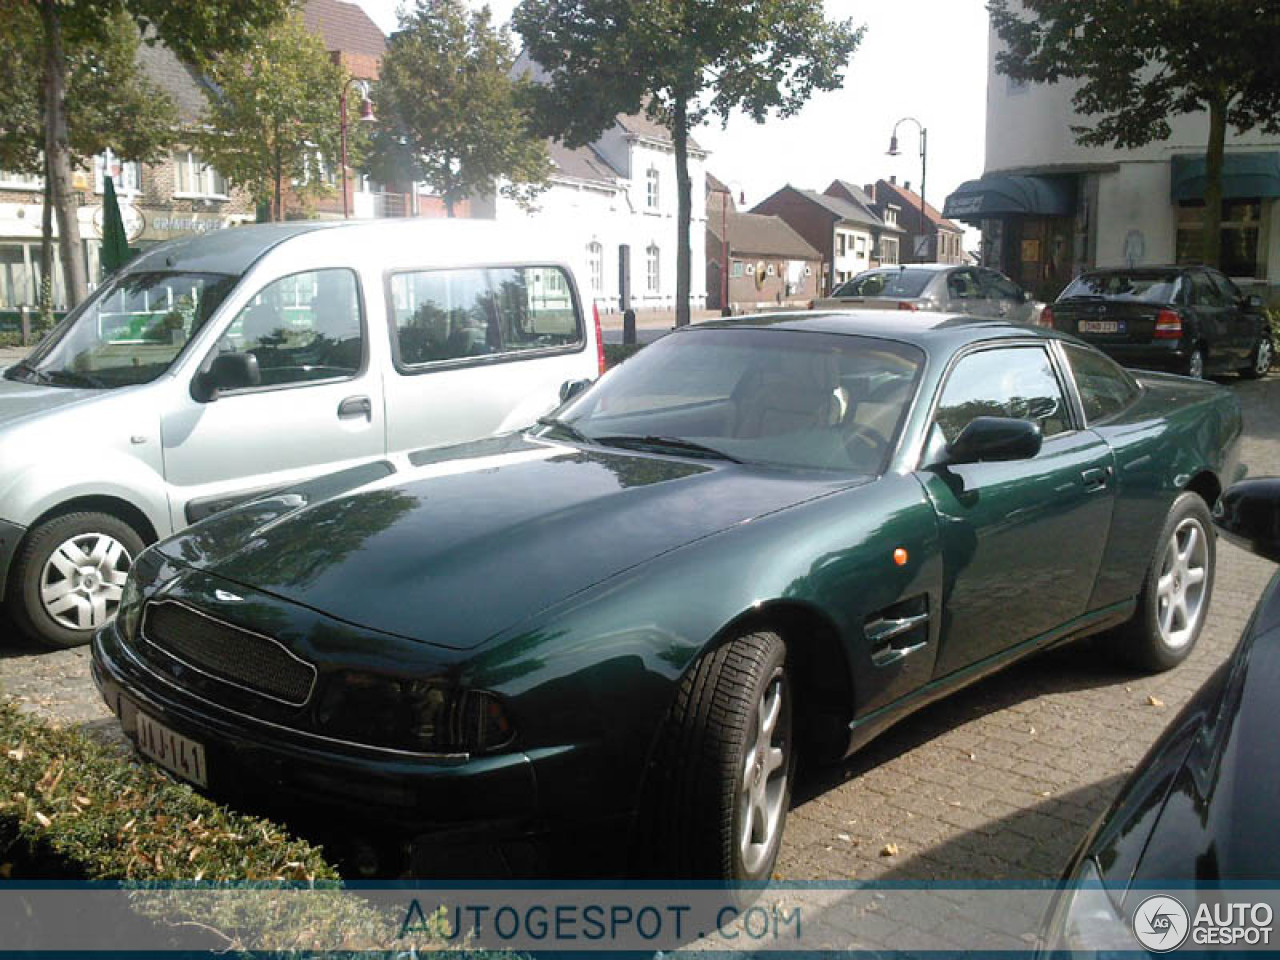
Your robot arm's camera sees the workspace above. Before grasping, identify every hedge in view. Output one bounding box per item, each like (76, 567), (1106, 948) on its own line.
(603, 343), (645, 368)
(0, 699), (467, 953)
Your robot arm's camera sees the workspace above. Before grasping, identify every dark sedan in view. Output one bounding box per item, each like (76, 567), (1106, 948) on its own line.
(1040, 478), (1280, 954)
(92, 313), (1242, 882)
(1046, 266), (1272, 380)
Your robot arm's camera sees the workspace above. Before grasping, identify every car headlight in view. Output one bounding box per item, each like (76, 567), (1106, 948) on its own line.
(116, 571), (143, 642)
(314, 672), (514, 756)
(1042, 858), (1136, 954)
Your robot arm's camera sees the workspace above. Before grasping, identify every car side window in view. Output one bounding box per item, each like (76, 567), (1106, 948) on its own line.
(981, 270), (1023, 301)
(1063, 343), (1141, 424)
(390, 265), (583, 368)
(1207, 270), (1241, 304)
(947, 269), (983, 301)
(1189, 272), (1222, 308)
(222, 269), (363, 387)
(933, 346), (1070, 445)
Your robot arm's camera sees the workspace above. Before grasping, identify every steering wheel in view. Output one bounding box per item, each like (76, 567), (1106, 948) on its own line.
(842, 423), (890, 466)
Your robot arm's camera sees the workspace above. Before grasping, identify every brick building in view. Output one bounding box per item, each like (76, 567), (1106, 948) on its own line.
(857, 177), (966, 265)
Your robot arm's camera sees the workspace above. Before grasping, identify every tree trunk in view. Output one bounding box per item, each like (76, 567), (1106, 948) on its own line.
(40, 0), (87, 308)
(673, 93), (692, 327)
(273, 135), (284, 222)
(1202, 95), (1227, 270)
(39, 149), (54, 325)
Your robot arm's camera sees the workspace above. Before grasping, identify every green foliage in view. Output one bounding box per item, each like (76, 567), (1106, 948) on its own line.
(198, 13), (349, 219)
(604, 342), (645, 368)
(513, 0), (862, 323)
(372, 0), (550, 216)
(0, 4), (178, 175)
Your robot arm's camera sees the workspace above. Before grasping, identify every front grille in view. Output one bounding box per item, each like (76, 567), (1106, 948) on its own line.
(141, 601), (316, 706)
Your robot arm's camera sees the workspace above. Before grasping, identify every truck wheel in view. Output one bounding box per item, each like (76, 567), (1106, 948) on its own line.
(637, 631), (794, 883)
(1117, 493), (1215, 672)
(1240, 335), (1273, 380)
(7, 512), (144, 650)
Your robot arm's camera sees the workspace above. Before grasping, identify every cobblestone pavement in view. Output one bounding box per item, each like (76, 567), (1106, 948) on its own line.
(1, 372), (1277, 906)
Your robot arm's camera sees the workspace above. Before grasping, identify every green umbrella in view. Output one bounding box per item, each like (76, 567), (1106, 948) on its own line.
(100, 175), (131, 275)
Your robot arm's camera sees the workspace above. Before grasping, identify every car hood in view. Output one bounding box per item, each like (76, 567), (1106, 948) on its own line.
(0, 374), (100, 428)
(157, 433), (863, 648)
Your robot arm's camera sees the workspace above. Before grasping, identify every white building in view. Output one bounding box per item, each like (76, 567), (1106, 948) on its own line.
(943, 19), (1280, 301)
(485, 113), (708, 316)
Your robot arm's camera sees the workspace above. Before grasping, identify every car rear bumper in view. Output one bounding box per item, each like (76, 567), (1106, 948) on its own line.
(90, 618), (626, 875)
(1076, 338), (1191, 370)
(0, 518), (26, 603)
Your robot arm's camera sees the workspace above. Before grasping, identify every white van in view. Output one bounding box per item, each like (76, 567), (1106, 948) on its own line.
(0, 219), (603, 648)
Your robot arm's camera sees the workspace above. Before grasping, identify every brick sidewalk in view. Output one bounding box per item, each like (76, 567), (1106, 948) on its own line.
(0, 373), (1277, 900)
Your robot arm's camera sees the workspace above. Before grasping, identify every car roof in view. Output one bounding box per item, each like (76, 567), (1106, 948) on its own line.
(684, 310), (1063, 352)
(125, 218), (582, 278)
(855, 263), (957, 274)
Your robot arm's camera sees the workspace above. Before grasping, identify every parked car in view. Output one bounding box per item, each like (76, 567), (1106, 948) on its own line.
(0, 220), (603, 649)
(812, 264), (1037, 324)
(1045, 265), (1272, 380)
(1039, 477), (1280, 954)
(93, 312), (1241, 882)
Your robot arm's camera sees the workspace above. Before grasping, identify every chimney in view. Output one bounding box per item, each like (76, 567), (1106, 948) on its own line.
(889, 175), (897, 185)
(904, 181), (912, 193)
(863, 183), (875, 200)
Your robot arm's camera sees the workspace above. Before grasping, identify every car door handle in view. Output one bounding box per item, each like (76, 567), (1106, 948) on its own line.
(337, 395), (373, 421)
(1081, 467), (1109, 492)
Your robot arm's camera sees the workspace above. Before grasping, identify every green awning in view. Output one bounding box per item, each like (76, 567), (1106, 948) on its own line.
(1170, 152), (1280, 202)
(942, 173), (1074, 221)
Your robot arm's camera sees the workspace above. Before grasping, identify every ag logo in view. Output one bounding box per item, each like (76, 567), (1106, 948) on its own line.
(1133, 895), (1190, 952)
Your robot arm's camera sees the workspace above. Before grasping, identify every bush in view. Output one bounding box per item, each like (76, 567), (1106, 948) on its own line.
(604, 343), (645, 368)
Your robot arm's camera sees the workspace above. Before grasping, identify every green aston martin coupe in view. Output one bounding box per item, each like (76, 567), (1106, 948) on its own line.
(92, 312), (1243, 882)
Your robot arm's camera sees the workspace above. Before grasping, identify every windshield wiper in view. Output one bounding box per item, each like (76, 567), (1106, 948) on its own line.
(535, 416), (594, 444)
(43, 369), (107, 389)
(5, 361), (50, 385)
(595, 434), (742, 463)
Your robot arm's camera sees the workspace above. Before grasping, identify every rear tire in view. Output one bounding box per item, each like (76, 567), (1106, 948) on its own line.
(1240, 334), (1273, 380)
(7, 512), (143, 650)
(1115, 492), (1215, 672)
(636, 631), (794, 883)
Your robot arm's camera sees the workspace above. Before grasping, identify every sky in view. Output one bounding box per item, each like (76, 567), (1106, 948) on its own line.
(355, 0), (990, 243)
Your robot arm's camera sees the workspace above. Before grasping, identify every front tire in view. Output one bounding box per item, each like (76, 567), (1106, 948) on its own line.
(1117, 492), (1215, 672)
(7, 512), (143, 649)
(1240, 334), (1273, 380)
(638, 631), (794, 883)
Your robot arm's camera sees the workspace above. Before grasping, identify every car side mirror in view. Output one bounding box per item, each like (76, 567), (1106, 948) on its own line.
(1243, 294), (1265, 310)
(946, 416), (1043, 465)
(1214, 478), (1280, 563)
(192, 352), (261, 402)
(559, 378), (592, 404)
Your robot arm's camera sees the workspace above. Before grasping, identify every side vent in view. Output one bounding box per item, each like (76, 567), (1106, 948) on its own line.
(865, 595), (931, 668)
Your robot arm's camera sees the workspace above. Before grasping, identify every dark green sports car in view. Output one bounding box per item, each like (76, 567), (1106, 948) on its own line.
(91, 313), (1243, 882)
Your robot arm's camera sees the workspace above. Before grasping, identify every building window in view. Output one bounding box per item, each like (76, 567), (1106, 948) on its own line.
(855, 236), (867, 259)
(587, 241), (603, 293)
(836, 233), (846, 256)
(881, 236), (899, 265)
(646, 243), (660, 292)
(646, 167), (660, 210)
(885, 205), (899, 227)
(0, 169), (43, 191)
(730, 260), (745, 278)
(94, 150), (141, 195)
(173, 150), (228, 199)
(1176, 200), (1268, 278)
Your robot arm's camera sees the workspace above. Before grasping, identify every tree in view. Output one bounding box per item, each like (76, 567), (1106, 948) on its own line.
(0, 4), (177, 312)
(372, 0), (550, 218)
(3, 0), (292, 309)
(989, 0), (1280, 271)
(514, 0), (862, 326)
(198, 14), (350, 221)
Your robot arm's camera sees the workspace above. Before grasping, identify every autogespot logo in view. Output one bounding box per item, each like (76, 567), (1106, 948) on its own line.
(1133, 895), (1191, 952)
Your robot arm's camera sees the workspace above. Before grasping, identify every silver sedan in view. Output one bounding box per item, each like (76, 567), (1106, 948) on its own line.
(814, 264), (1041, 325)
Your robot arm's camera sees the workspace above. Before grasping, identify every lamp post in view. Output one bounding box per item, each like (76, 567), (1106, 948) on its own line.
(340, 77), (375, 219)
(718, 181), (746, 315)
(887, 117), (929, 261)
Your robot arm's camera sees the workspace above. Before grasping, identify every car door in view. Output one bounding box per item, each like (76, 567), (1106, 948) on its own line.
(160, 267), (386, 528)
(1187, 270), (1233, 367)
(1207, 270), (1253, 362)
(914, 343), (1116, 676)
(944, 268), (994, 317)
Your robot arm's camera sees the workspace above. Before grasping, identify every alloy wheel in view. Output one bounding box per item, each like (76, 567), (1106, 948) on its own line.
(39, 532), (133, 631)
(1187, 349), (1205, 379)
(737, 669), (790, 876)
(1256, 339), (1273, 377)
(1155, 517), (1209, 650)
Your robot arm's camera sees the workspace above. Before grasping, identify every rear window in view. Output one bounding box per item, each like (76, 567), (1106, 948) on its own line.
(831, 269), (933, 299)
(1060, 272), (1181, 304)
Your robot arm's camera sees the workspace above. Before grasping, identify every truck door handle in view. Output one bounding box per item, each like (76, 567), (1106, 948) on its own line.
(1081, 467), (1109, 492)
(338, 395), (372, 421)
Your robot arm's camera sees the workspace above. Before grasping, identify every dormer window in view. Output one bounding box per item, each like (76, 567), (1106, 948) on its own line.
(885, 205), (899, 227)
(646, 167), (660, 210)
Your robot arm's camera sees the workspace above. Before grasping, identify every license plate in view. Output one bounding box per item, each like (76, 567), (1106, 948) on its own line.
(136, 711), (208, 787)
(1079, 319), (1124, 334)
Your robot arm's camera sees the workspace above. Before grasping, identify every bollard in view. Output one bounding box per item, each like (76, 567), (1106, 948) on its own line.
(623, 308), (636, 346)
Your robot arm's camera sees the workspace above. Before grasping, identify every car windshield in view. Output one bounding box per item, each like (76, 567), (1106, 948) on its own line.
(542, 328), (924, 474)
(4, 271), (239, 389)
(831, 269), (934, 299)
(1060, 272), (1181, 304)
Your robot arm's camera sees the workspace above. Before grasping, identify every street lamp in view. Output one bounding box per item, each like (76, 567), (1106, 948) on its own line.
(340, 77), (376, 219)
(887, 117), (929, 261)
(718, 180), (746, 315)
